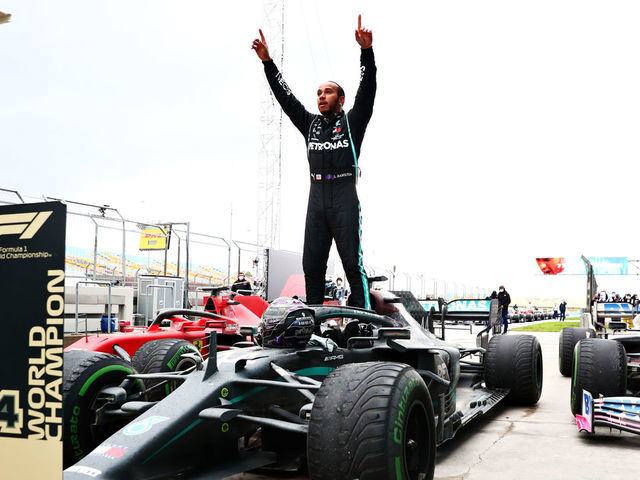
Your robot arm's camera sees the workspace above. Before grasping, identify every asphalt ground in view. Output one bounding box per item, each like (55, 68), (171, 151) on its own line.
(226, 322), (640, 480)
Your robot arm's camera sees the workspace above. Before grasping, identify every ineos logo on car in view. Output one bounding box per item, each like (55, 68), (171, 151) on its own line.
(123, 416), (168, 436)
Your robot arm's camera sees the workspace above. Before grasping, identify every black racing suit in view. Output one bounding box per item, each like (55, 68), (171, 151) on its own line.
(263, 48), (376, 308)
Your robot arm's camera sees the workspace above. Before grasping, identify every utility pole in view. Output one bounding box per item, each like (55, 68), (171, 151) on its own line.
(257, 0), (285, 250)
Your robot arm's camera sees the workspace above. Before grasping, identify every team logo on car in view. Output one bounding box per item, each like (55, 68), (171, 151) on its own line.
(123, 416), (168, 436)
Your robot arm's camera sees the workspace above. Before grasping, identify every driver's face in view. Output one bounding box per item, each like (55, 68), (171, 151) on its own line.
(317, 82), (343, 116)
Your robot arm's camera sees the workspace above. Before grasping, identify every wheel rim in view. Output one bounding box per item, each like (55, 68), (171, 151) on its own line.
(174, 356), (198, 371)
(535, 347), (543, 391)
(88, 372), (142, 445)
(166, 355), (199, 394)
(403, 400), (430, 480)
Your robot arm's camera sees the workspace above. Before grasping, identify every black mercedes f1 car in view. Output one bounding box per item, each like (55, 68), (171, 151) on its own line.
(63, 283), (543, 480)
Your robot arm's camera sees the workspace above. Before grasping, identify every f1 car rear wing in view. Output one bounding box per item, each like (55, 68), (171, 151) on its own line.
(397, 294), (499, 342)
(577, 390), (640, 435)
(590, 302), (640, 332)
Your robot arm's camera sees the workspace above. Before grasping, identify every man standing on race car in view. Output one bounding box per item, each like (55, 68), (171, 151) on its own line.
(251, 15), (376, 309)
(498, 285), (511, 334)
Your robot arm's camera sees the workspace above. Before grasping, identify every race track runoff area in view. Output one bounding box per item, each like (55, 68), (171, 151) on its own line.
(227, 329), (640, 480)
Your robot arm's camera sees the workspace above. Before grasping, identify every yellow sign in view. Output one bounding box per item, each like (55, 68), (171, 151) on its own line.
(139, 228), (168, 251)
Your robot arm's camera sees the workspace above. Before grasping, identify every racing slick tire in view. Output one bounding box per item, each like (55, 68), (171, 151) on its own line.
(570, 338), (626, 415)
(63, 350), (140, 467)
(307, 362), (435, 480)
(485, 334), (543, 406)
(558, 327), (596, 377)
(131, 338), (201, 401)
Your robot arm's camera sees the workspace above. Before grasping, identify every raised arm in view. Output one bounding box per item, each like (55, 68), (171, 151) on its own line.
(350, 15), (377, 135)
(252, 29), (313, 135)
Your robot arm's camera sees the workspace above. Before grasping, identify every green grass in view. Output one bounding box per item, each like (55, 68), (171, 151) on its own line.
(510, 321), (580, 332)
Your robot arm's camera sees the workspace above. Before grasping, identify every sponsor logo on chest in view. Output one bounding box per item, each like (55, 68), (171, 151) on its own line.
(308, 139), (350, 151)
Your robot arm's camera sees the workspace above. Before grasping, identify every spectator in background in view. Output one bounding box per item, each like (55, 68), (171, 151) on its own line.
(553, 304), (559, 319)
(559, 299), (567, 321)
(498, 285), (511, 334)
(324, 277), (337, 300)
(231, 272), (252, 293)
(599, 291), (608, 302)
(335, 277), (346, 305)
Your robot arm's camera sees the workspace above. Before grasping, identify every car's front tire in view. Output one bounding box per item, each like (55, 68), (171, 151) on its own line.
(570, 338), (626, 415)
(131, 338), (201, 401)
(307, 362), (435, 480)
(63, 350), (139, 467)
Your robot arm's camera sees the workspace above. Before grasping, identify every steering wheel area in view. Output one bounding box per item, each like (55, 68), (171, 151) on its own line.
(148, 309), (230, 329)
(312, 306), (400, 328)
(312, 306), (402, 348)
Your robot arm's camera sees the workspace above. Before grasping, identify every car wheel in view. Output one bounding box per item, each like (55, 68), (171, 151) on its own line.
(63, 350), (140, 467)
(570, 338), (626, 415)
(485, 334), (543, 405)
(307, 362), (435, 480)
(131, 339), (201, 401)
(558, 327), (596, 377)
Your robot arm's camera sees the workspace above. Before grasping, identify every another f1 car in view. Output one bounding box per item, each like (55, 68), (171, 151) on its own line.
(65, 287), (267, 358)
(559, 301), (640, 435)
(63, 282), (543, 480)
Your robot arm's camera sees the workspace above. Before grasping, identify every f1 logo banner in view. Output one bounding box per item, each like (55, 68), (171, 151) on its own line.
(0, 201), (66, 478)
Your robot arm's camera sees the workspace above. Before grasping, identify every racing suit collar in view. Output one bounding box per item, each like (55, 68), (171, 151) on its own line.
(321, 110), (345, 124)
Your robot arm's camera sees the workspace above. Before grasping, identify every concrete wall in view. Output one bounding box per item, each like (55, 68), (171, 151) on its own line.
(64, 285), (134, 333)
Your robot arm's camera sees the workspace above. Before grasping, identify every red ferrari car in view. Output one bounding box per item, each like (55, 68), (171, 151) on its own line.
(65, 288), (267, 367)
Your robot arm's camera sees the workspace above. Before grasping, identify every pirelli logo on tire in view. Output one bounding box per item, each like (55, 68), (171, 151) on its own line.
(0, 211), (53, 239)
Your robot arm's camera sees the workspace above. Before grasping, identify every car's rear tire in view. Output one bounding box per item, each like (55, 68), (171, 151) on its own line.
(485, 334), (543, 405)
(570, 338), (626, 415)
(307, 362), (435, 480)
(558, 327), (595, 376)
(63, 350), (139, 467)
(131, 339), (201, 401)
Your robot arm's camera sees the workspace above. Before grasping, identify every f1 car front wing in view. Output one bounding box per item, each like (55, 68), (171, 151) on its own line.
(576, 390), (640, 435)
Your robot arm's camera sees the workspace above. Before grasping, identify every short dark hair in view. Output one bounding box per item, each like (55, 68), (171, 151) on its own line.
(328, 81), (345, 98)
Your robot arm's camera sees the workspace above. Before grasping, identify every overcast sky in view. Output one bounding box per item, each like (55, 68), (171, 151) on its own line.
(2, 0), (640, 303)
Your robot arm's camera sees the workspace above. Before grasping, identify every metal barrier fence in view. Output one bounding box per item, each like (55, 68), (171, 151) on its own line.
(1, 187), (494, 302)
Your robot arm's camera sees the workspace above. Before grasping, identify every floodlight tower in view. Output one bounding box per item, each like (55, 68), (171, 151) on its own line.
(257, 0), (285, 250)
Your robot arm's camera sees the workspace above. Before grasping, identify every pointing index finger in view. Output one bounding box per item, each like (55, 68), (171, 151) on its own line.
(358, 14), (361, 30)
(259, 28), (265, 43)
